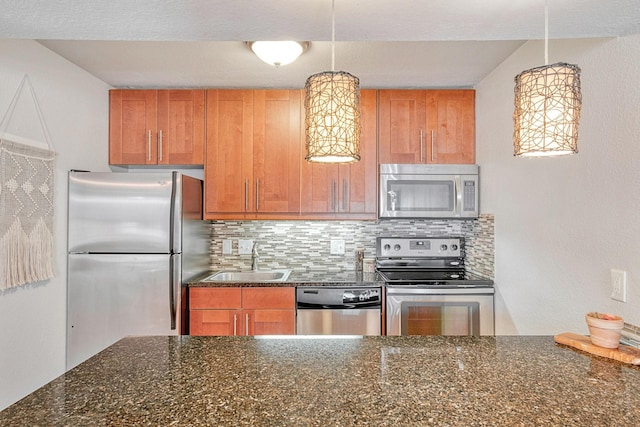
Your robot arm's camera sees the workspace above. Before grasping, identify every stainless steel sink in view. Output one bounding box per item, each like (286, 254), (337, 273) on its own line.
(202, 270), (291, 282)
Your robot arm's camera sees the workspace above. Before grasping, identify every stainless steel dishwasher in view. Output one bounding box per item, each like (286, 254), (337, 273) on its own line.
(296, 287), (382, 335)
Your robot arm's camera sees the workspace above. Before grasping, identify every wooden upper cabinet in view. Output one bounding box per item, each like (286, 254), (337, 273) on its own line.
(109, 89), (204, 166)
(427, 90), (475, 164)
(378, 90), (427, 164)
(300, 89), (378, 218)
(253, 90), (301, 216)
(204, 90), (254, 218)
(156, 90), (205, 165)
(378, 89), (475, 164)
(205, 89), (302, 220)
(109, 90), (158, 165)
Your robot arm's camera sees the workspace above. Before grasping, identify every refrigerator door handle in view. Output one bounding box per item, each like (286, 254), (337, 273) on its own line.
(170, 254), (181, 330)
(170, 171), (182, 253)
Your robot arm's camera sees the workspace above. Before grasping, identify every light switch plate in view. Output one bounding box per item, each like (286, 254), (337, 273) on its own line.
(222, 239), (232, 255)
(238, 239), (254, 255)
(330, 239), (345, 255)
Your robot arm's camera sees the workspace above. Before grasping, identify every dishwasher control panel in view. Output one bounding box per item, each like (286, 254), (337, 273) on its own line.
(342, 289), (380, 304)
(296, 287), (382, 308)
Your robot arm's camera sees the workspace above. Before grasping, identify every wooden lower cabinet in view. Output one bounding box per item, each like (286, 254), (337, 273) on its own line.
(189, 287), (295, 336)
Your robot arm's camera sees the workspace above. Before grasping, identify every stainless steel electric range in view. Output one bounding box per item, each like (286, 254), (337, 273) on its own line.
(376, 236), (494, 336)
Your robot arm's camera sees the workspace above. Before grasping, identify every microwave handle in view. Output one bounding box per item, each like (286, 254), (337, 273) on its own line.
(454, 176), (461, 216)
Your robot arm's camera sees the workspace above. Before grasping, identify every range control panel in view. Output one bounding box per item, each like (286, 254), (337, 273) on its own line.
(376, 237), (463, 258)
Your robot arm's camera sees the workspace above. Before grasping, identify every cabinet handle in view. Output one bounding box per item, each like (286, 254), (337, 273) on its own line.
(245, 313), (249, 336)
(343, 179), (348, 212)
(256, 179), (259, 211)
(233, 314), (237, 336)
(245, 179), (249, 211)
(332, 179), (337, 212)
(158, 129), (163, 161)
(431, 130), (435, 162)
(147, 130), (152, 161)
(419, 129), (424, 162)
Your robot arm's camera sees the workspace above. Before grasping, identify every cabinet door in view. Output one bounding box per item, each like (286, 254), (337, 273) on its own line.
(109, 90), (158, 165)
(157, 90), (205, 165)
(190, 309), (243, 336)
(204, 90), (254, 218)
(426, 90), (475, 164)
(300, 161), (339, 214)
(339, 89), (377, 216)
(378, 90), (427, 164)
(300, 85), (338, 215)
(253, 90), (301, 215)
(245, 309), (295, 335)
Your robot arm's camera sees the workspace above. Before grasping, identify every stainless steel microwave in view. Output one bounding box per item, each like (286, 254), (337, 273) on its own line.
(379, 164), (479, 219)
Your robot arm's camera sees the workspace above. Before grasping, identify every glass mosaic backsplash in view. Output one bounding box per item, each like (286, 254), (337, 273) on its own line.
(208, 214), (494, 279)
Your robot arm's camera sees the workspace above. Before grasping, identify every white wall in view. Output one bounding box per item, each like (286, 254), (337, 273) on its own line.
(476, 35), (640, 335)
(0, 40), (110, 410)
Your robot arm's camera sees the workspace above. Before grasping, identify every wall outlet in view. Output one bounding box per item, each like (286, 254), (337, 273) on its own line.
(330, 239), (345, 255)
(611, 269), (627, 302)
(222, 239), (232, 255)
(238, 239), (254, 255)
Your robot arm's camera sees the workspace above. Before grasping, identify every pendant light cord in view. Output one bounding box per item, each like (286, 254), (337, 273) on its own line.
(331, 0), (335, 71)
(544, 0), (549, 65)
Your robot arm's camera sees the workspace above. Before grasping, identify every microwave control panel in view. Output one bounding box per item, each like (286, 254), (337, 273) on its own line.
(463, 180), (476, 211)
(376, 237), (463, 258)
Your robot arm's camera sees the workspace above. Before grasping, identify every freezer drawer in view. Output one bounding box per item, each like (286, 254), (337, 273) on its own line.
(296, 309), (381, 335)
(67, 253), (179, 369)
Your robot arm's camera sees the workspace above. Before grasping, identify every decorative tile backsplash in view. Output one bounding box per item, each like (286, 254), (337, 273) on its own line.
(208, 214), (494, 279)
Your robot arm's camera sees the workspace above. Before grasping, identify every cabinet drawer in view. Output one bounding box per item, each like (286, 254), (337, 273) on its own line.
(242, 287), (295, 309)
(190, 287), (242, 309)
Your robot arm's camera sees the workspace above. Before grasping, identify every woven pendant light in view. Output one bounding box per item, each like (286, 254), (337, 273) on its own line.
(513, 0), (582, 157)
(304, 0), (361, 163)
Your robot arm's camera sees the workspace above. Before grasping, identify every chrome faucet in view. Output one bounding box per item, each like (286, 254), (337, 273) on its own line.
(251, 242), (259, 271)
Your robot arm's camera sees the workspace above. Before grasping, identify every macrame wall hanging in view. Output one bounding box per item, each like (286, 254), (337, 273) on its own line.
(0, 75), (56, 290)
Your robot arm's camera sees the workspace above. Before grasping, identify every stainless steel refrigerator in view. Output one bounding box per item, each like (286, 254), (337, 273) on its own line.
(66, 171), (208, 369)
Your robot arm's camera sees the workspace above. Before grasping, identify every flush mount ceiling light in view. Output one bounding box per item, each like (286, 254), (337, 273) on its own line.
(246, 41), (309, 67)
(304, 0), (361, 163)
(513, 0), (582, 157)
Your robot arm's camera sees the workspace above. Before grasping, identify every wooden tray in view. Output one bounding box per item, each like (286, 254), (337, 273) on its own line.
(554, 332), (640, 365)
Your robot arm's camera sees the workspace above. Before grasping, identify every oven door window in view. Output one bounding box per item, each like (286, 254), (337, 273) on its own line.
(401, 302), (479, 336)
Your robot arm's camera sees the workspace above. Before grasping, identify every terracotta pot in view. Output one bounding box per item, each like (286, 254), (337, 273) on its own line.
(585, 312), (624, 348)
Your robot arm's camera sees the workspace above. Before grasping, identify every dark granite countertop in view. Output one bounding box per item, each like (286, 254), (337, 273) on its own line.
(188, 270), (385, 287)
(2, 336), (639, 426)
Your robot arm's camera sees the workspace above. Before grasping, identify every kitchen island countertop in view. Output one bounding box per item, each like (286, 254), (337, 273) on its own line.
(2, 335), (639, 426)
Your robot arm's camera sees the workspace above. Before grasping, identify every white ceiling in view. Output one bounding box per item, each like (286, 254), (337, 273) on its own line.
(2, 0), (639, 89)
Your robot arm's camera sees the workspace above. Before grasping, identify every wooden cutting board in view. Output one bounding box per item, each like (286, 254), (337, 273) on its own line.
(554, 332), (640, 365)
